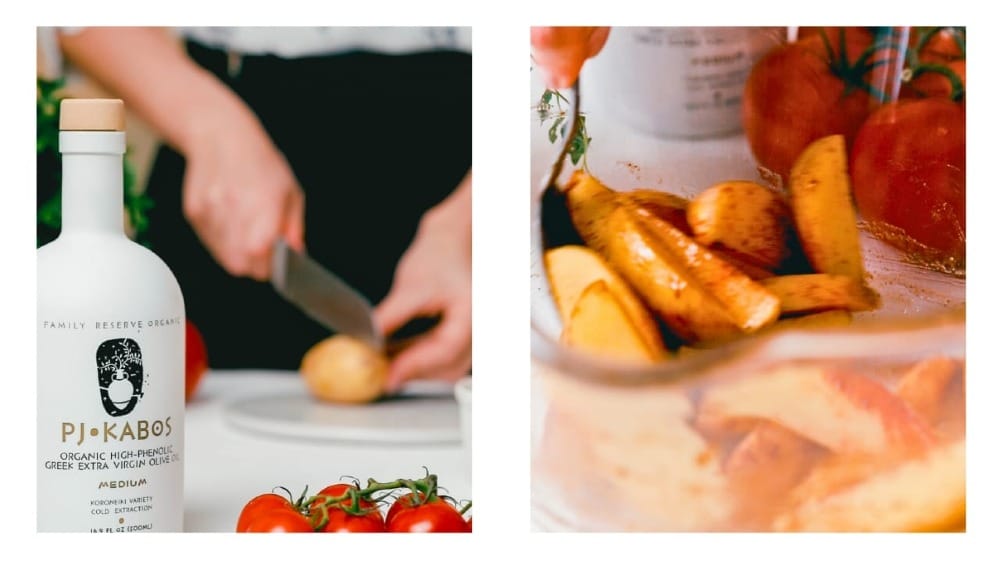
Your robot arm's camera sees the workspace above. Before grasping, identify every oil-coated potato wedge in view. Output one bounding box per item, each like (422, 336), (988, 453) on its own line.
(760, 274), (879, 314)
(788, 135), (867, 281)
(565, 173), (740, 342)
(630, 203), (781, 336)
(773, 439), (966, 532)
(771, 310), (853, 331)
(687, 180), (791, 270)
(895, 356), (964, 425)
(561, 280), (661, 363)
(544, 245), (665, 358)
(564, 172), (781, 343)
(697, 364), (935, 456)
(628, 186), (774, 279)
(625, 188), (692, 234)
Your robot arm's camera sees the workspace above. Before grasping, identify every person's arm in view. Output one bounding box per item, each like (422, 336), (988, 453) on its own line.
(530, 27), (611, 88)
(373, 171), (472, 390)
(59, 27), (304, 279)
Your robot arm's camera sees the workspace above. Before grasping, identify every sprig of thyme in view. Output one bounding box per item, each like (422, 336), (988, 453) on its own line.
(535, 89), (591, 171)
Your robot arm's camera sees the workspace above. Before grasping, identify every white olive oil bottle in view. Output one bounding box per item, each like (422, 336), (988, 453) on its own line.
(37, 99), (184, 532)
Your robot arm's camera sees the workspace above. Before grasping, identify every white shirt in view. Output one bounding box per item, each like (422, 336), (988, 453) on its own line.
(181, 27), (472, 57)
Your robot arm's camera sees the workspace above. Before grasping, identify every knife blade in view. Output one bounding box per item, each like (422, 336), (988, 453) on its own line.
(270, 240), (384, 349)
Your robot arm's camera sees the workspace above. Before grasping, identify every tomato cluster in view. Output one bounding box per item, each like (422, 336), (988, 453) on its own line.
(236, 474), (472, 533)
(742, 27), (966, 269)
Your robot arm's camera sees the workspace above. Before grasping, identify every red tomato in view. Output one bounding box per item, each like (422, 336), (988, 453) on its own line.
(385, 491), (430, 525)
(310, 483), (384, 533)
(743, 29), (876, 182)
(243, 508), (314, 533)
(850, 98), (965, 264)
(903, 60), (965, 101)
(909, 27), (965, 63)
(320, 509), (385, 533)
(236, 493), (293, 532)
(184, 320), (208, 402)
(386, 501), (471, 533)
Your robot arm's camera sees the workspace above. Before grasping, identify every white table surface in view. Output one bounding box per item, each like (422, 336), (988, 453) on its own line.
(182, 370), (470, 532)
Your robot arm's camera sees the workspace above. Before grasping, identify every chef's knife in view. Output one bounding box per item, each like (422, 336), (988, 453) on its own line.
(271, 240), (384, 349)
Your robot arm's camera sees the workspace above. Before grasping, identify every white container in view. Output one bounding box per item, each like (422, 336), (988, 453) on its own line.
(453, 376), (472, 477)
(37, 99), (185, 532)
(583, 27), (785, 139)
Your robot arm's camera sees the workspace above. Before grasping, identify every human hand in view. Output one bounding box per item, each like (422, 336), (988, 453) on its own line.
(181, 111), (305, 281)
(373, 175), (472, 392)
(531, 27), (611, 89)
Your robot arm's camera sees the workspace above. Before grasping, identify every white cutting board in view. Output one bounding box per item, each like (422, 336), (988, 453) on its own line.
(223, 376), (460, 445)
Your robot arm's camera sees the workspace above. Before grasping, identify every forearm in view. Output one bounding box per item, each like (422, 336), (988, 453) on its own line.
(58, 27), (262, 156)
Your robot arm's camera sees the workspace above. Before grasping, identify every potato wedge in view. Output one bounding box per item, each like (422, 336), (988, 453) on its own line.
(566, 173), (740, 342)
(544, 245), (665, 357)
(561, 280), (661, 362)
(895, 356), (964, 425)
(625, 188), (691, 234)
(698, 364), (935, 455)
(773, 439), (965, 532)
(760, 273), (879, 314)
(628, 185), (774, 279)
(564, 172), (781, 343)
(788, 135), (867, 281)
(630, 203), (781, 335)
(687, 180), (791, 270)
(771, 310), (853, 331)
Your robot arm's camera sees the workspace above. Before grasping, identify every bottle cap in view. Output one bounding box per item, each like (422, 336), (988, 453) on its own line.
(59, 99), (126, 131)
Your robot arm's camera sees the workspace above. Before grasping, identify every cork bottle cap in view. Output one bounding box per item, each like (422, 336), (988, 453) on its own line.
(59, 99), (126, 131)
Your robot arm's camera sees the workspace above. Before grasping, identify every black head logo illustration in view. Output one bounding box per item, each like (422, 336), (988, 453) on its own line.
(96, 338), (145, 417)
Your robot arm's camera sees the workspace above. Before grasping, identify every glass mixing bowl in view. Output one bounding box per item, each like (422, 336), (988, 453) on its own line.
(529, 28), (966, 531)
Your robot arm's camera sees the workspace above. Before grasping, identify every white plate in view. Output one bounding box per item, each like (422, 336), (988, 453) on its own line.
(223, 381), (461, 445)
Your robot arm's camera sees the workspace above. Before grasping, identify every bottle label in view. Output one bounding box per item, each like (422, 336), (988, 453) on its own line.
(37, 317), (184, 533)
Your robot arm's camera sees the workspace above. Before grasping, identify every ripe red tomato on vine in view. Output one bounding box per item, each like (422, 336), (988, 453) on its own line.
(310, 483), (385, 533)
(236, 492), (313, 533)
(742, 27), (887, 183)
(385, 493), (471, 533)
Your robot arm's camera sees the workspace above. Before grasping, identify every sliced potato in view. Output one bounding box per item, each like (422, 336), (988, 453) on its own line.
(625, 188), (691, 234)
(698, 364), (935, 455)
(771, 310), (853, 331)
(561, 280), (662, 362)
(630, 203), (781, 335)
(687, 180), (791, 270)
(773, 439), (966, 532)
(788, 135), (866, 281)
(895, 356), (964, 425)
(760, 273), (879, 314)
(566, 173), (741, 343)
(544, 245), (664, 357)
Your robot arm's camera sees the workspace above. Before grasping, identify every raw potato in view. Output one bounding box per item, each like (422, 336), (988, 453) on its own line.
(760, 273), (879, 314)
(788, 135), (866, 281)
(300, 335), (388, 403)
(544, 245), (664, 358)
(687, 180), (790, 270)
(561, 280), (661, 362)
